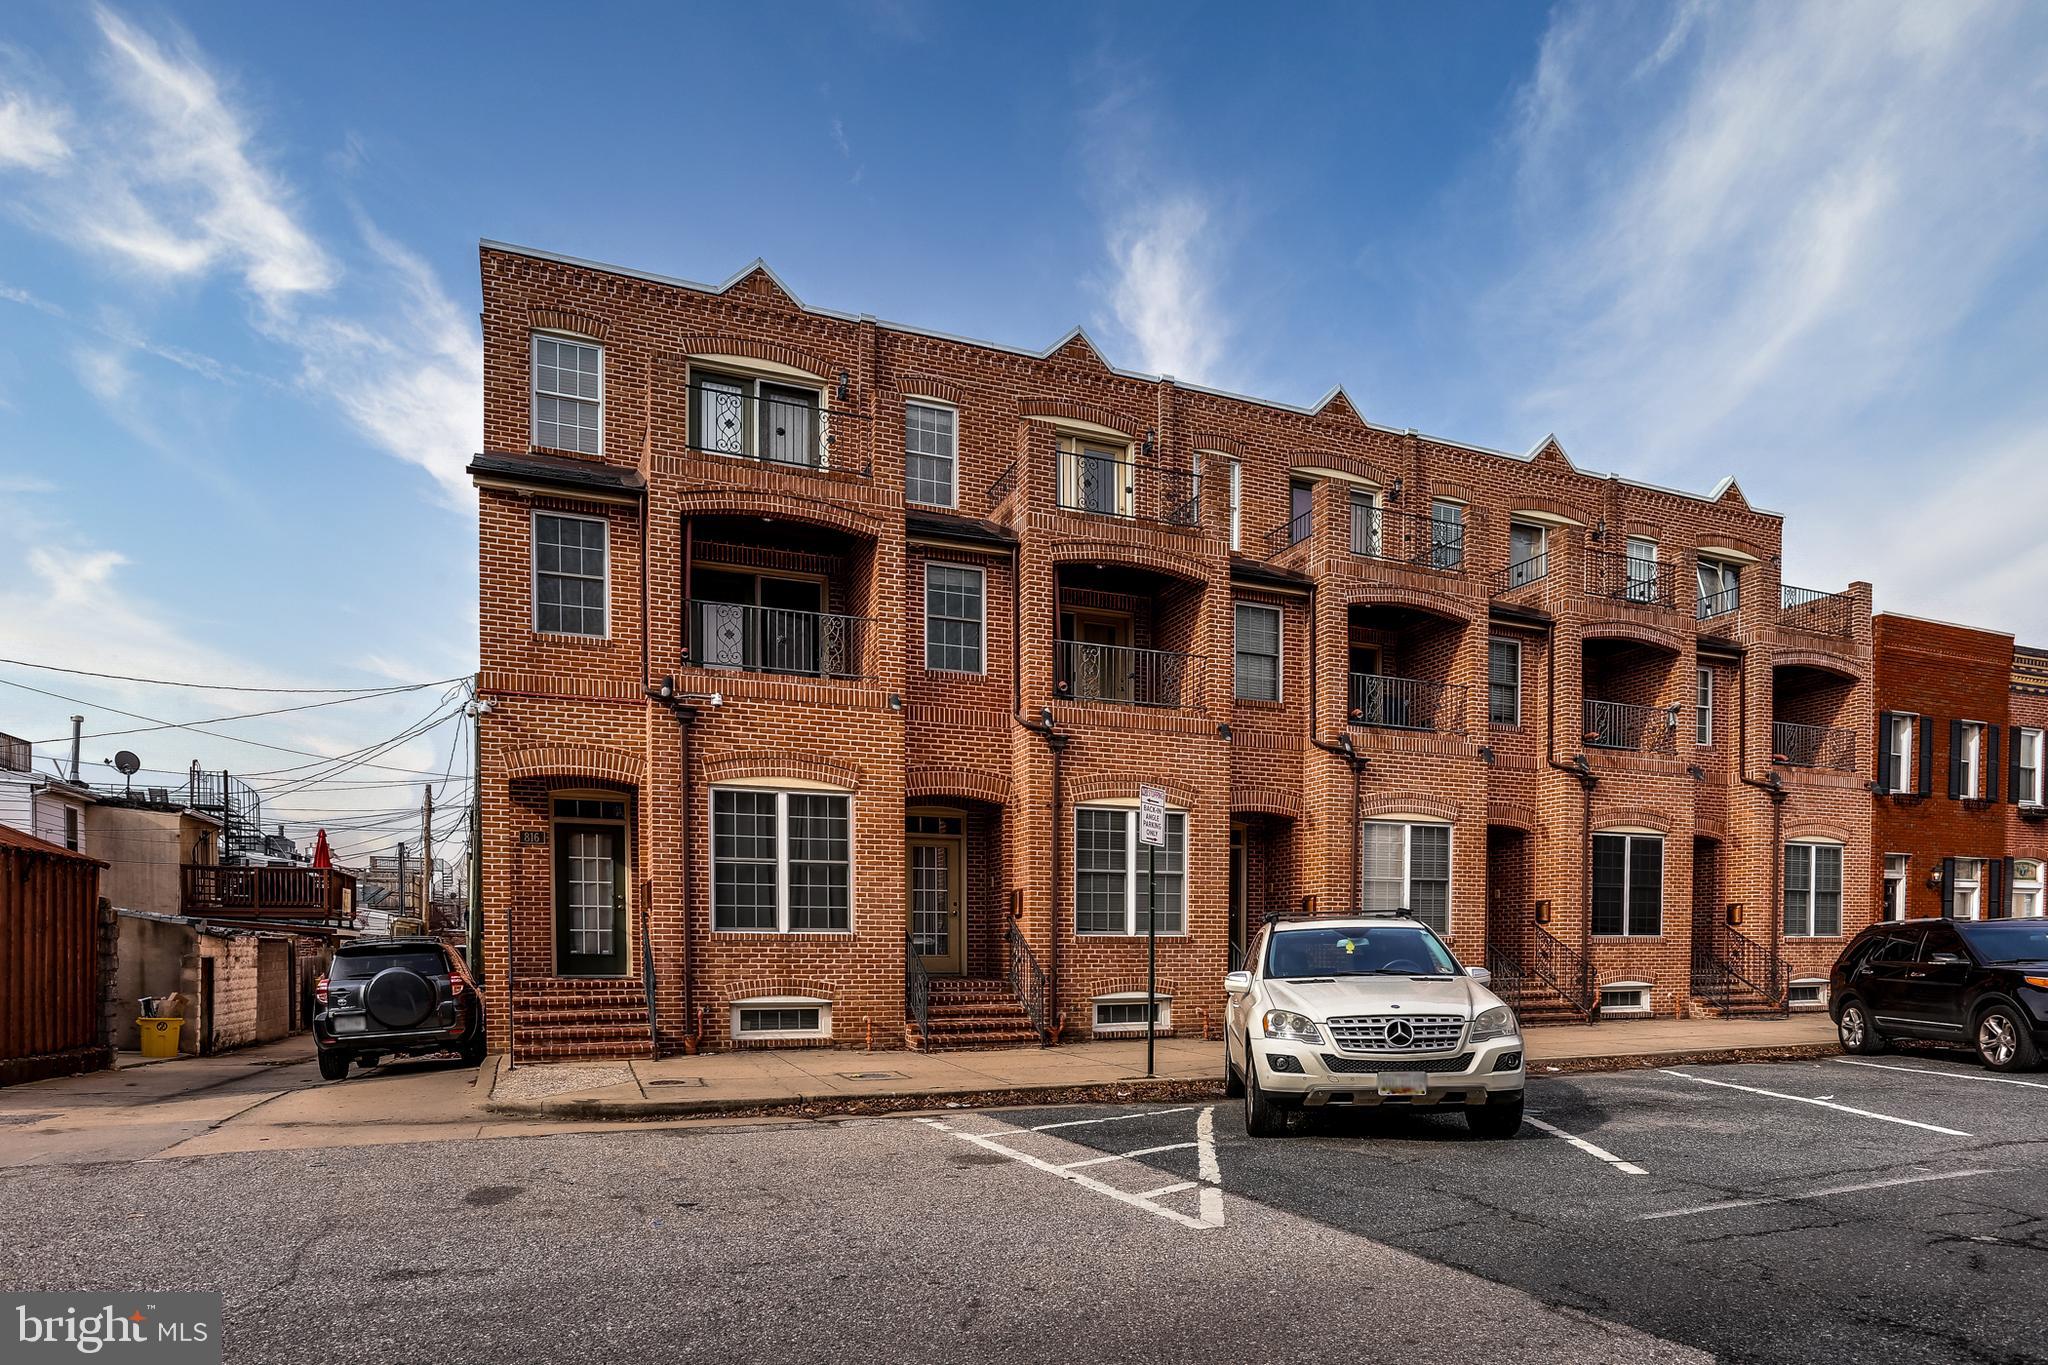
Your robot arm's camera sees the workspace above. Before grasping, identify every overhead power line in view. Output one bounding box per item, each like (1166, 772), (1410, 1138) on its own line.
(0, 656), (467, 694)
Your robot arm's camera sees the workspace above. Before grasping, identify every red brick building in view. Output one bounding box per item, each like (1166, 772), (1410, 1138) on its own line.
(469, 240), (1882, 1060)
(1871, 616), (2048, 926)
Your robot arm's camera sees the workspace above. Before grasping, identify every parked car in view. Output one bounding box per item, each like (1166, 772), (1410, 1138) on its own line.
(1223, 914), (1525, 1138)
(1831, 918), (2048, 1072)
(313, 937), (486, 1080)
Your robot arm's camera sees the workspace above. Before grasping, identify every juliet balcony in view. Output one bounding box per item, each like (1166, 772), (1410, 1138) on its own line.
(679, 515), (881, 682)
(1344, 603), (1468, 735)
(1050, 563), (1204, 710)
(1583, 698), (1679, 755)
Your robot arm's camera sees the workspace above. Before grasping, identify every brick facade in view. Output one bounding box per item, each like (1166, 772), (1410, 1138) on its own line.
(471, 241), (1890, 1057)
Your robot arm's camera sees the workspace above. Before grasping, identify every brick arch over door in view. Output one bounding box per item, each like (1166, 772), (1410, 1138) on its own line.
(1578, 618), (1687, 654)
(1287, 451), (1391, 486)
(1066, 774), (1203, 809)
(1484, 800), (1541, 834)
(1770, 649), (1865, 680)
(1230, 784), (1303, 820)
(905, 767), (1011, 807)
(1019, 397), (1135, 437)
(1048, 541), (1213, 587)
(672, 335), (833, 381)
(502, 743), (644, 788)
(674, 489), (886, 542)
(1333, 581), (1475, 625)
(702, 753), (864, 791)
(1693, 814), (1728, 842)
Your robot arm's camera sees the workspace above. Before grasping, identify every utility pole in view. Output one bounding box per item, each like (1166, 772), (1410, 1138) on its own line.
(421, 783), (434, 929)
(396, 841), (408, 923)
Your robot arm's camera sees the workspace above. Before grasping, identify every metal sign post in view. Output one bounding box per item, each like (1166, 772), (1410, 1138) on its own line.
(1138, 785), (1167, 1078)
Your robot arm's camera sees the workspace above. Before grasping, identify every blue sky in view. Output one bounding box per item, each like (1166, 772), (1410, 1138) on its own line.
(2, 1), (2046, 859)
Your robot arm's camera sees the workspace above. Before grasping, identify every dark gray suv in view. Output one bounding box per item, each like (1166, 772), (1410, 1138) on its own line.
(313, 938), (485, 1080)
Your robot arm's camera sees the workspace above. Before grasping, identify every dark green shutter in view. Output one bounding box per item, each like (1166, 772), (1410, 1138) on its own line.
(2010, 732), (2026, 805)
(1985, 726), (2002, 802)
(1998, 857), (2015, 917)
(1948, 720), (1965, 797)
(1876, 711), (1896, 791)
(1940, 857), (1957, 917)
(1917, 716), (1933, 795)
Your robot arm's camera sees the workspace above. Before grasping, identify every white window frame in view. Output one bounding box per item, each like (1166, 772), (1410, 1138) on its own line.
(2013, 859), (2044, 918)
(1360, 820), (1453, 934)
(1887, 715), (1916, 794)
(731, 996), (832, 1041)
(1597, 982), (1652, 1015)
(1883, 853), (1910, 921)
(904, 400), (958, 508)
(530, 332), (603, 455)
(1960, 721), (1984, 798)
(1428, 498), (1465, 570)
(709, 786), (855, 935)
(1227, 459), (1242, 550)
(1488, 637), (1522, 728)
(530, 509), (609, 638)
(1697, 668), (1714, 747)
(1951, 858), (1982, 920)
(1784, 840), (1844, 938)
(1233, 602), (1283, 703)
(1073, 805), (1186, 937)
(690, 365), (831, 467)
(1696, 557), (1740, 617)
(1624, 536), (1659, 603)
(2017, 728), (2045, 806)
(922, 562), (986, 675)
(1786, 978), (1829, 1009)
(1507, 521), (1547, 585)
(1090, 991), (1172, 1034)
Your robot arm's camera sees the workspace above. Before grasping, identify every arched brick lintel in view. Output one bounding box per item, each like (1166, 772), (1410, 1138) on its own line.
(1048, 541), (1212, 586)
(1358, 794), (1460, 823)
(1066, 774), (1203, 809)
(1288, 450), (1390, 486)
(1770, 648), (1864, 681)
(531, 307), (609, 340)
(1484, 801), (1541, 834)
(1019, 397), (1136, 437)
(1337, 582), (1474, 624)
(503, 743), (643, 787)
(1591, 806), (1673, 835)
(1230, 784), (1303, 820)
(1579, 617), (1687, 654)
(722, 977), (841, 1006)
(905, 766), (1011, 807)
(675, 490), (885, 542)
(702, 753), (864, 791)
(675, 335), (833, 380)
(1785, 821), (1855, 845)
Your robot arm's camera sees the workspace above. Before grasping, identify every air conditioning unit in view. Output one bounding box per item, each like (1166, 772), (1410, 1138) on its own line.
(148, 787), (170, 804)
(0, 732), (29, 774)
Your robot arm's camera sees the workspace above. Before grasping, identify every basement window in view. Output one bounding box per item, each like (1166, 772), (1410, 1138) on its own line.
(1787, 980), (1828, 1009)
(732, 998), (830, 1041)
(1092, 993), (1171, 1033)
(1597, 982), (1651, 1015)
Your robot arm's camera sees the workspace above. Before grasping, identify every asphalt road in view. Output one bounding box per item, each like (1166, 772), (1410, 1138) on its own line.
(0, 1049), (2042, 1364)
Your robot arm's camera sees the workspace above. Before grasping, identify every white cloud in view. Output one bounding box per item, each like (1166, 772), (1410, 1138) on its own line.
(0, 91), (70, 170)
(1106, 194), (1228, 383)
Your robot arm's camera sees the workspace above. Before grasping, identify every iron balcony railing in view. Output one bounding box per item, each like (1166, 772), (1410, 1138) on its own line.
(987, 458), (1019, 506)
(1583, 698), (1678, 754)
(1348, 502), (1466, 572)
(1265, 507), (1313, 554)
(1779, 584), (1856, 639)
(1524, 919), (1594, 1015)
(686, 384), (870, 476)
(1493, 552), (1549, 595)
(688, 599), (869, 679)
(1348, 673), (1464, 733)
(1054, 448), (1199, 527)
(1054, 639), (1193, 708)
(1697, 585), (1741, 621)
(1003, 921), (1051, 1043)
(1585, 547), (1677, 608)
(1773, 720), (1857, 772)
(1692, 912), (1785, 1013)
(905, 935), (932, 1054)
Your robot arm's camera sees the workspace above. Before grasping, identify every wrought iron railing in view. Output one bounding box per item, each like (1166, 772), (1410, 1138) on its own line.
(986, 458), (1019, 506)
(1003, 921), (1051, 1043)
(1348, 673), (1464, 733)
(1693, 913), (1785, 1013)
(1773, 720), (1857, 772)
(1493, 553), (1549, 595)
(1525, 921), (1593, 1014)
(905, 935), (932, 1053)
(688, 600), (869, 679)
(1697, 585), (1741, 621)
(1348, 502), (1466, 572)
(685, 383), (869, 475)
(1265, 507), (1313, 553)
(1583, 698), (1678, 754)
(1779, 584), (1856, 639)
(1054, 448), (1198, 527)
(1585, 547), (1676, 608)
(1054, 639), (1193, 708)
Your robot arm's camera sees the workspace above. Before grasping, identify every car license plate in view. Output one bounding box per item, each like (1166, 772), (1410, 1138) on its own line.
(1377, 1072), (1428, 1097)
(334, 1014), (367, 1034)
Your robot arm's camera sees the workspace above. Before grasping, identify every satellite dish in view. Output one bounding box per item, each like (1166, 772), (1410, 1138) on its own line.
(114, 751), (141, 776)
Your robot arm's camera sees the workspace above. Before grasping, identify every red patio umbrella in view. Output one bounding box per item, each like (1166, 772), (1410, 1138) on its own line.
(311, 829), (333, 869)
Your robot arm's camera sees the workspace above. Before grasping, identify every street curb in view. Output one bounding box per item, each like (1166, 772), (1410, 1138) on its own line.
(482, 1041), (1843, 1122)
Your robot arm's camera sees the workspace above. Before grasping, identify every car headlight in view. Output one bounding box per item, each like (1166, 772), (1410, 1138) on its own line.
(1261, 1009), (1322, 1043)
(1469, 1004), (1519, 1042)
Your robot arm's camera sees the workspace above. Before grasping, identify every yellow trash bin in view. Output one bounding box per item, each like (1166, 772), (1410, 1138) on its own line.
(138, 1017), (182, 1059)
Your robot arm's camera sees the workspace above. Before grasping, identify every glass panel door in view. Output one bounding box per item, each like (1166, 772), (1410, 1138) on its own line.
(555, 823), (627, 976)
(908, 838), (962, 974)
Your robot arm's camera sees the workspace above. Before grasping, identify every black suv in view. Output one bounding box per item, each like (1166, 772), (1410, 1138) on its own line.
(1831, 918), (2048, 1071)
(314, 937), (486, 1080)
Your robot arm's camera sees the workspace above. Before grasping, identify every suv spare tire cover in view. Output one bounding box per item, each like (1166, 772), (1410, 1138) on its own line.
(364, 967), (436, 1029)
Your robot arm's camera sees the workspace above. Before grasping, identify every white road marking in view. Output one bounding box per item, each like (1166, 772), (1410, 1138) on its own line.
(1524, 1115), (1648, 1176)
(1658, 1069), (1973, 1136)
(1834, 1058), (2048, 1091)
(1635, 1168), (2005, 1221)
(1028, 1106), (1197, 1132)
(1060, 1141), (1195, 1169)
(916, 1108), (1225, 1230)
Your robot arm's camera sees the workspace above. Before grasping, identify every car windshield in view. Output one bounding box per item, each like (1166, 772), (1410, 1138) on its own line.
(331, 949), (446, 980)
(1265, 924), (1460, 979)
(1955, 921), (2048, 964)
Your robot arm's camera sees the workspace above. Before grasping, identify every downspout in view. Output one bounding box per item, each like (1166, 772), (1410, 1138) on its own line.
(1736, 663), (1788, 1001)
(1307, 581), (1368, 915)
(1546, 626), (1598, 1012)
(1016, 706), (1068, 1041)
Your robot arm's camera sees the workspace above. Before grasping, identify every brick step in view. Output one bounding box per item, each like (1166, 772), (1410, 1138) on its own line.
(927, 998), (1033, 1016)
(512, 978), (646, 1000)
(512, 1021), (650, 1045)
(515, 1006), (654, 1028)
(513, 1038), (650, 1062)
(906, 1025), (1042, 1051)
(928, 982), (1015, 1000)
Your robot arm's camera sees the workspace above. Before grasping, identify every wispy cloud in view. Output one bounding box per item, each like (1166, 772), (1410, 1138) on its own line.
(0, 90), (71, 170)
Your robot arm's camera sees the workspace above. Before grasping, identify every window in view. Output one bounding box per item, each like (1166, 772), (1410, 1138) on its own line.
(905, 402), (957, 507)
(1092, 994), (1171, 1032)
(1488, 638), (1521, 727)
(2017, 728), (2045, 806)
(1429, 500), (1465, 570)
(1696, 558), (1739, 619)
(1075, 806), (1185, 935)
(1598, 984), (1650, 1014)
(1625, 537), (1658, 603)
(1361, 821), (1452, 934)
(1058, 436), (1132, 515)
(1506, 522), (1545, 586)
(691, 368), (824, 467)
(711, 789), (851, 932)
(1288, 480), (1314, 544)
(1884, 854), (1910, 920)
(1697, 668), (1714, 746)
(2014, 860), (2044, 917)
(532, 335), (601, 454)
(1592, 833), (1663, 936)
(1885, 714), (1917, 794)
(733, 999), (830, 1040)
(923, 564), (984, 673)
(532, 512), (607, 636)
(62, 806), (78, 852)
(1784, 842), (1844, 937)
(1350, 491), (1381, 557)
(1787, 980), (1828, 1008)
(1956, 721), (1985, 798)
(1950, 858), (1982, 920)
(1227, 460), (1243, 550)
(1233, 604), (1282, 702)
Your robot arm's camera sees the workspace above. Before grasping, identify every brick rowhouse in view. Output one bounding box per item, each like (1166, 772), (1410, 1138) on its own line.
(469, 240), (1889, 1061)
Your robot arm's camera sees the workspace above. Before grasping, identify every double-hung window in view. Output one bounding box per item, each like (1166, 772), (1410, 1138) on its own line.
(1233, 604), (1282, 702)
(2016, 728), (2045, 806)
(1885, 714), (1918, 793)
(1074, 806), (1185, 935)
(533, 512), (607, 636)
(2014, 860), (2044, 917)
(1592, 833), (1662, 936)
(1625, 537), (1659, 603)
(1697, 668), (1714, 746)
(1883, 854), (1910, 920)
(691, 368), (824, 467)
(923, 564), (984, 673)
(1488, 638), (1521, 727)
(1361, 821), (1451, 934)
(1956, 721), (1985, 799)
(1950, 858), (1983, 919)
(711, 788), (852, 932)
(1784, 842), (1844, 937)
(532, 335), (602, 454)
(905, 402), (957, 507)
(1227, 460), (1243, 551)
(1429, 500), (1465, 571)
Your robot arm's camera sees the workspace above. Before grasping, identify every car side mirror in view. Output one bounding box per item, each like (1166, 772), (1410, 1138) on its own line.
(1465, 965), (1492, 986)
(1928, 951), (1967, 967)
(1223, 971), (1253, 996)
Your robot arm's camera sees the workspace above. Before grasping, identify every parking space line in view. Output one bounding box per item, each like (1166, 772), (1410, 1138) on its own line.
(1833, 1058), (2048, 1091)
(1525, 1115), (1648, 1176)
(1658, 1069), (1973, 1136)
(1059, 1141), (1196, 1170)
(914, 1109), (1226, 1231)
(1136, 1180), (1199, 1199)
(1029, 1106), (1197, 1132)
(1635, 1168), (2005, 1221)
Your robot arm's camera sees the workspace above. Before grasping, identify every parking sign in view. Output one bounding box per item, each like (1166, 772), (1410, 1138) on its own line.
(1138, 784), (1167, 847)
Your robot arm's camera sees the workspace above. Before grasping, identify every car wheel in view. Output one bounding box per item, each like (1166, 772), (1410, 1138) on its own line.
(317, 1050), (349, 1082)
(1244, 1054), (1287, 1138)
(1836, 999), (1886, 1055)
(1466, 1093), (1524, 1138)
(460, 1033), (488, 1067)
(1223, 1032), (1245, 1099)
(1975, 1004), (2039, 1073)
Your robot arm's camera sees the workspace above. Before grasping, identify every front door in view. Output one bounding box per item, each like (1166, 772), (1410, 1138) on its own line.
(556, 823), (628, 976)
(908, 837), (964, 975)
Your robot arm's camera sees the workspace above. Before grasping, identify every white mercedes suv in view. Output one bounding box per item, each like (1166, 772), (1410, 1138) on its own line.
(1224, 914), (1525, 1138)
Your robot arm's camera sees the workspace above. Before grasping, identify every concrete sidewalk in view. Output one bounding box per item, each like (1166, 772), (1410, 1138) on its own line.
(484, 1014), (1839, 1119)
